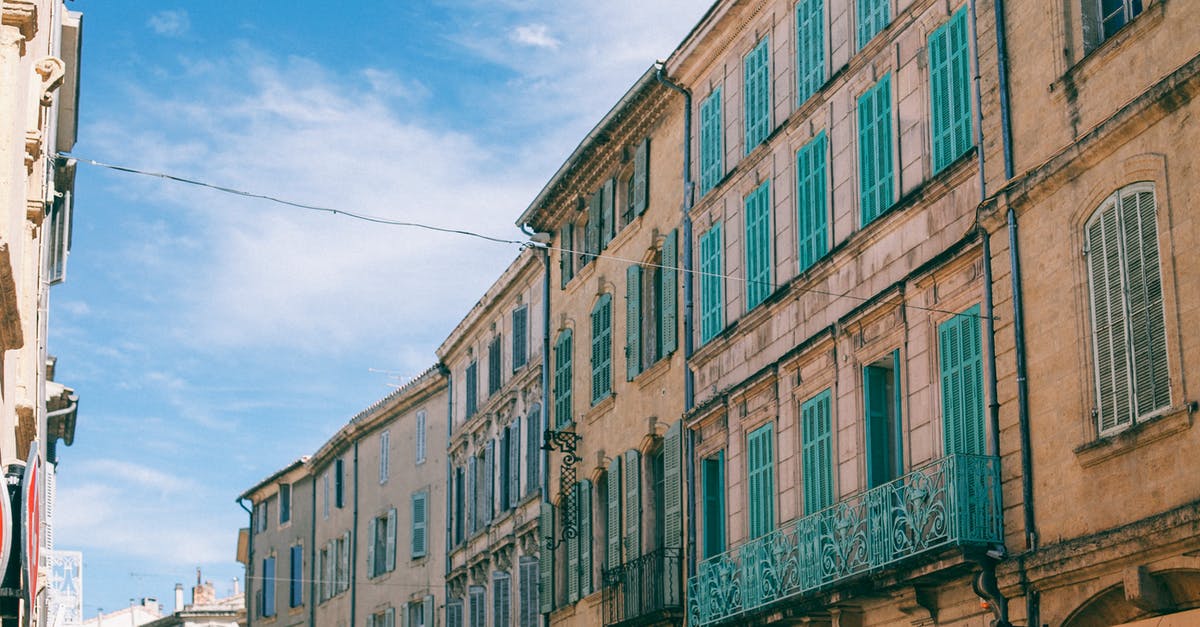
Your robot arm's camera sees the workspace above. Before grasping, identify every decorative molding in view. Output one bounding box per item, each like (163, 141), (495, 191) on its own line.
(0, 244), (24, 352)
(894, 586), (936, 626)
(2, 1), (37, 40)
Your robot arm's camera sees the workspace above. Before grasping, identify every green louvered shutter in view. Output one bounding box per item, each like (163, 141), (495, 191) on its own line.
(663, 421), (683, 548)
(626, 264), (642, 380)
(929, 8), (973, 174)
(554, 330), (573, 427)
(560, 224), (574, 288)
(745, 181), (772, 310)
(796, 131), (828, 272)
(592, 294), (612, 404)
(606, 456), (622, 569)
(567, 488), (580, 603)
(578, 480), (593, 595)
(939, 305), (985, 456)
(603, 179), (617, 247)
(801, 389), (834, 514)
(744, 36), (771, 152)
(699, 88), (724, 196)
(796, 0), (825, 104)
(366, 517), (377, 578)
(412, 492), (427, 558)
(856, 0), (890, 49)
(623, 450), (642, 558)
(634, 138), (650, 216)
(585, 191), (601, 266)
(539, 502), (554, 614)
(701, 452), (725, 559)
(746, 423), (775, 539)
(661, 229), (678, 355)
(858, 74), (894, 226)
(699, 224), (724, 343)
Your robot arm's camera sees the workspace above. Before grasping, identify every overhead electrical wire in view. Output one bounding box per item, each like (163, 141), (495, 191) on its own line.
(65, 154), (992, 320)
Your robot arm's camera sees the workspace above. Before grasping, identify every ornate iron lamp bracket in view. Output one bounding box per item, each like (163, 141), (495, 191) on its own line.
(541, 429), (582, 551)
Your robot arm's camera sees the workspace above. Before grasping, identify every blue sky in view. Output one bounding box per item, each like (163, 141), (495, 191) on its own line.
(51, 0), (712, 618)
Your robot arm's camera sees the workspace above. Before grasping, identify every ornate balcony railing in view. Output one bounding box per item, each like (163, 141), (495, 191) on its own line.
(687, 454), (1002, 626)
(602, 547), (684, 626)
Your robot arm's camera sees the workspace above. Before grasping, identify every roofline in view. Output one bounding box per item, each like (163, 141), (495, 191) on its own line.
(515, 62), (665, 229)
(237, 457), (309, 501)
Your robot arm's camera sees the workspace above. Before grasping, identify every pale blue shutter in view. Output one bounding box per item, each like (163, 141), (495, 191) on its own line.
(626, 265), (643, 380)
(606, 456), (622, 568)
(386, 507), (397, 571)
(801, 390), (834, 514)
(509, 422), (521, 508)
(796, 131), (828, 271)
(663, 421), (683, 549)
(585, 191), (601, 267)
(603, 178), (616, 245)
(485, 440), (495, 523)
(539, 502), (554, 614)
(744, 181), (772, 309)
(796, 0), (825, 104)
(939, 306), (985, 456)
(744, 36), (771, 152)
(623, 450), (642, 558)
(412, 492), (427, 558)
(661, 229), (678, 355)
(699, 88), (724, 196)
(263, 557), (275, 616)
(746, 423), (775, 539)
(699, 224), (724, 343)
(366, 517), (377, 578)
(858, 74), (894, 226)
(578, 480), (593, 595)
(633, 138), (650, 216)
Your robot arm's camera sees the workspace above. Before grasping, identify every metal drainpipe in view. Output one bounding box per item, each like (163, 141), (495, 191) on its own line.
(309, 473), (317, 627)
(237, 498), (253, 627)
(655, 65), (698, 579)
(528, 235), (553, 627)
(445, 367), (454, 612)
(350, 439), (359, 627)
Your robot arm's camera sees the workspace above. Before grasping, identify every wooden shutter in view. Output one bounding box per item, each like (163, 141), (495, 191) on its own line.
(858, 74), (894, 225)
(939, 306), (985, 456)
(509, 422), (521, 508)
(485, 440), (495, 523)
(801, 389), (834, 514)
(633, 138), (650, 216)
(701, 452), (725, 559)
(745, 181), (772, 309)
(520, 558), (538, 627)
(603, 178), (616, 245)
(494, 574), (511, 627)
(796, 0), (825, 104)
(699, 88), (723, 196)
(559, 224), (574, 288)
(623, 450), (642, 558)
(661, 229), (678, 355)
(539, 502), (555, 614)
(526, 410), (540, 495)
(263, 557), (275, 616)
(796, 131), (828, 272)
(746, 423), (775, 539)
(592, 294), (612, 403)
(578, 479), (593, 595)
(856, 0), (890, 49)
(467, 455), (477, 533)
(334, 458), (344, 508)
(1087, 200), (1131, 432)
(663, 421), (683, 549)
(554, 330), (573, 427)
(585, 190), (601, 266)
(626, 264), (643, 380)
(929, 8), (973, 173)
(606, 456), (622, 568)
(699, 224), (723, 343)
(396, 608), (404, 627)
(1121, 189), (1169, 416)
(513, 306), (528, 369)
(743, 36), (771, 152)
(366, 517), (377, 578)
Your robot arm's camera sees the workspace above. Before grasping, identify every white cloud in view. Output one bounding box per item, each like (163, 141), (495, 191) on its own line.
(511, 24), (560, 49)
(147, 10), (190, 37)
(70, 458), (195, 494)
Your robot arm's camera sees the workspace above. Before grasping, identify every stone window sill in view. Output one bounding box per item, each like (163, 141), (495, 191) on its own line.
(1074, 401), (1195, 468)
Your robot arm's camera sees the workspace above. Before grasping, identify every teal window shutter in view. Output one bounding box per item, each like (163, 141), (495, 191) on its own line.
(606, 456), (623, 568)
(746, 423), (775, 539)
(699, 88), (724, 196)
(801, 389), (834, 514)
(554, 330), (573, 427)
(939, 305), (986, 456)
(634, 138), (650, 216)
(263, 557), (275, 616)
(701, 451), (725, 559)
(663, 421), (683, 549)
(538, 502), (555, 614)
(566, 488), (580, 603)
(661, 229), (678, 355)
(559, 224), (574, 288)
(743, 36), (771, 152)
(623, 450), (642, 558)
(929, 7), (974, 174)
(857, 74), (894, 226)
(699, 224), (724, 344)
(744, 181), (772, 310)
(366, 516), (377, 578)
(602, 178), (616, 246)
(856, 0), (890, 49)
(591, 294), (613, 404)
(796, 0), (825, 104)
(411, 492), (427, 558)
(796, 131), (829, 272)
(578, 480), (593, 595)
(584, 191), (601, 267)
(626, 264), (643, 380)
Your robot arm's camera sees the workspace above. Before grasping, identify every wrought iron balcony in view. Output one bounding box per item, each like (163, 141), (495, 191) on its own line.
(687, 454), (1002, 626)
(602, 547), (684, 626)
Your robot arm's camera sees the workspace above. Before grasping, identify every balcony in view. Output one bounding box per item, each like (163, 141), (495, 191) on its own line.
(603, 547), (684, 626)
(687, 454), (1002, 626)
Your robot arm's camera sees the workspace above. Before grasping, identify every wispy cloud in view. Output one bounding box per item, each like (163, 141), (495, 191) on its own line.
(511, 24), (560, 49)
(147, 10), (190, 37)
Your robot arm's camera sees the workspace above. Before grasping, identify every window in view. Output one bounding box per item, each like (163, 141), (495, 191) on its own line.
(367, 508), (397, 578)
(744, 36), (771, 152)
(538, 502), (555, 614)
(261, 556), (276, 617)
(632, 138), (650, 218)
(623, 450), (642, 558)
(494, 572), (512, 627)
(864, 350), (903, 488)
(336, 532), (350, 593)
(278, 484), (291, 525)
(565, 480), (594, 602)
(519, 557), (540, 627)
(650, 448), (665, 551)
(701, 452), (725, 559)
(746, 423), (775, 539)
(489, 335), (503, 395)
(526, 406), (541, 496)
(801, 389), (834, 514)
(500, 427), (512, 511)
(1094, 0), (1145, 43)
(416, 410), (427, 464)
(699, 223), (724, 344)
(466, 360), (479, 418)
(699, 88), (724, 196)
(560, 224), (576, 288)
(744, 181), (772, 310)
(606, 456), (623, 568)
(507, 420), (521, 508)
(454, 466), (465, 545)
(796, 0), (825, 104)
(316, 545), (328, 602)
(929, 7), (973, 174)
(334, 458), (345, 509)
(554, 330), (573, 427)
(409, 597), (433, 627)
(513, 305), (529, 370)
(591, 294), (613, 404)
(939, 306), (986, 455)
(856, 0), (890, 49)
(255, 501), (268, 533)
(289, 545), (303, 608)
(1085, 183), (1168, 434)
(796, 131), (829, 272)
(366, 609), (396, 627)
(858, 74), (894, 226)
(447, 600), (464, 627)
(380, 431), (390, 483)
(322, 472), (330, 519)
(469, 586), (486, 627)
(626, 230), (679, 379)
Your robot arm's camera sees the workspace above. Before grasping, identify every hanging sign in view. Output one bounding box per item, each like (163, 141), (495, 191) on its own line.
(22, 442), (41, 611)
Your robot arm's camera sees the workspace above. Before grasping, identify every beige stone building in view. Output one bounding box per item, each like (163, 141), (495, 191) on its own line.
(0, 0), (81, 623)
(517, 63), (690, 627)
(439, 247), (544, 627)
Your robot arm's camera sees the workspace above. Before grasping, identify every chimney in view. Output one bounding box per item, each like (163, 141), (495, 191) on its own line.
(231, 577), (240, 596)
(174, 584), (184, 613)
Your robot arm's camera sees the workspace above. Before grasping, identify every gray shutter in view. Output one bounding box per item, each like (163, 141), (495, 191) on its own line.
(634, 138), (650, 216)
(567, 486), (580, 603)
(413, 493), (428, 558)
(602, 178), (616, 245)
(661, 229), (678, 355)
(623, 450), (642, 558)
(578, 480), (593, 595)
(366, 517), (377, 578)
(527, 409), (540, 496)
(606, 456), (622, 569)
(368, 614), (377, 627)
(386, 507), (397, 570)
(423, 596), (434, 627)
(509, 422), (521, 508)
(1122, 189), (1169, 416)
(663, 421), (683, 549)
(538, 502), (555, 614)
(485, 440), (496, 523)
(586, 191), (601, 263)
(467, 455), (477, 533)
(626, 264), (642, 381)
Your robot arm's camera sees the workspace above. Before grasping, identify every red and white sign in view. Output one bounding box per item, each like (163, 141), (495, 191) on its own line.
(22, 441), (41, 608)
(0, 455), (10, 590)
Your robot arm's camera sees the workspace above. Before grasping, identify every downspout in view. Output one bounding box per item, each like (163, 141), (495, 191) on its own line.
(520, 227), (553, 627)
(309, 472), (317, 627)
(237, 498), (253, 627)
(655, 65), (699, 578)
(350, 439), (359, 627)
(445, 367), (454, 610)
